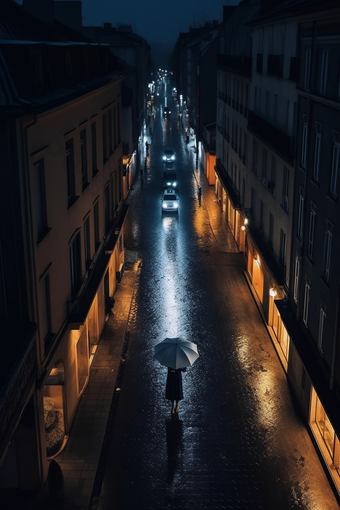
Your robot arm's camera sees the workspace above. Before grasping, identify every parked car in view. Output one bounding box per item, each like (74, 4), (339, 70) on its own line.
(162, 169), (178, 189)
(161, 189), (179, 214)
(162, 148), (176, 163)
(163, 106), (171, 117)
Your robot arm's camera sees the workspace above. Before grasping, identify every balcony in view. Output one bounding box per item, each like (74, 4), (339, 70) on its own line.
(215, 158), (240, 209)
(68, 203), (129, 326)
(247, 222), (286, 285)
(217, 54), (251, 77)
(248, 110), (294, 164)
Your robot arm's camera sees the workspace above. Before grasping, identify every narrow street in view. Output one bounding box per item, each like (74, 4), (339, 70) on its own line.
(90, 78), (340, 510)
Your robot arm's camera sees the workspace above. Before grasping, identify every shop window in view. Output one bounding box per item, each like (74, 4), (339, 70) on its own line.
(43, 360), (65, 458)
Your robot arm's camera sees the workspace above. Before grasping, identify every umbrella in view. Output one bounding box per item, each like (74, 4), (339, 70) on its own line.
(154, 337), (199, 370)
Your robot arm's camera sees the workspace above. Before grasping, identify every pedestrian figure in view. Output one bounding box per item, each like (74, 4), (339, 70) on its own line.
(198, 184), (202, 205)
(165, 367), (186, 414)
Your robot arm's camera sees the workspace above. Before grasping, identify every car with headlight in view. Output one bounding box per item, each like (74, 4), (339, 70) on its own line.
(163, 106), (171, 117)
(162, 148), (176, 163)
(162, 189), (179, 214)
(162, 169), (178, 189)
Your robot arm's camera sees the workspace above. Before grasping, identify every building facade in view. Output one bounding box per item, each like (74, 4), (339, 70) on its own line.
(0, 0), (127, 490)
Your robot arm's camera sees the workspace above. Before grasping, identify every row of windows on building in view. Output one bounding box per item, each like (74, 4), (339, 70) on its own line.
(300, 118), (339, 198)
(296, 191), (333, 281)
(35, 105), (122, 240)
(303, 46), (340, 99)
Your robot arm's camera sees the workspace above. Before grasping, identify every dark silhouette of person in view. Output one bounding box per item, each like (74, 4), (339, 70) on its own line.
(165, 367), (186, 413)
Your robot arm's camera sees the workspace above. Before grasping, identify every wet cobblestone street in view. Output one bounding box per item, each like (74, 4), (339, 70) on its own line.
(90, 80), (340, 510)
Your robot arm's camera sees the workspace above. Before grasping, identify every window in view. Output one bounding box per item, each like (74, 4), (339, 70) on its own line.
(34, 158), (48, 238)
(91, 122), (98, 176)
(297, 188), (304, 241)
(308, 202), (316, 260)
(80, 129), (88, 190)
(318, 306), (326, 354)
(323, 220), (333, 282)
(102, 113), (107, 162)
(303, 280), (310, 326)
(66, 138), (76, 205)
(70, 231), (82, 295)
(304, 48), (311, 91)
(84, 216), (91, 270)
(330, 141), (339, 197)
(94, 200), (100, 249)
(320, 49), (328, 95)
(282, 166), (289, 213)
(293, 256), (300, 303)
(301, 118), (308, 169)
(313, 132), (321, 182)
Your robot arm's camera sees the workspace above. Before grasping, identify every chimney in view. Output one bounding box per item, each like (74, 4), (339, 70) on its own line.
(22, 0), (54, 26)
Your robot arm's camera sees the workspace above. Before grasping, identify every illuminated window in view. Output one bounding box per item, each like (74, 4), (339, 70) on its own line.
(43, 361), (65, 458)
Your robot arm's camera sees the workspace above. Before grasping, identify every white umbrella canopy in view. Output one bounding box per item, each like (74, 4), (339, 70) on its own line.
(154, 337), (199, 370)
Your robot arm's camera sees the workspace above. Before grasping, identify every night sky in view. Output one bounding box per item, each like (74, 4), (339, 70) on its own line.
(15, 0), (241, 66)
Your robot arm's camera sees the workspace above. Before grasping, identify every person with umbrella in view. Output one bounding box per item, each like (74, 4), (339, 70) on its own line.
(166, 367), (186, 414)
(154, 337), (199, 414)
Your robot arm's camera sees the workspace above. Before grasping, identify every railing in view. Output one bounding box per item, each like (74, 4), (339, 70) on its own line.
(217, 54), (251, 77)
(248, 110), (294, 164)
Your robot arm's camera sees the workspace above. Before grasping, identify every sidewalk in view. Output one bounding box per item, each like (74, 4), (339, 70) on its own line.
(21, 256), (141, 510)
(194, 166), (239, 254)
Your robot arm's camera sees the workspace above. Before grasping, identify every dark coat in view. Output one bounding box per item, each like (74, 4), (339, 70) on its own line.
(165, 368), (186, 401)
